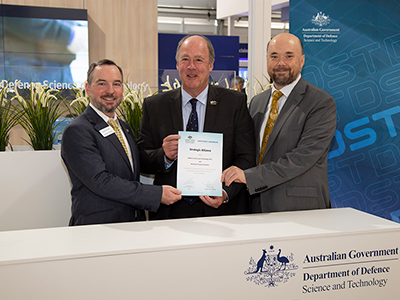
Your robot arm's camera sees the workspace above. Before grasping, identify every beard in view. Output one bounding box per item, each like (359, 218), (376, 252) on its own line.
(271, 67), (297, 87)
(92, 96), (121, 114)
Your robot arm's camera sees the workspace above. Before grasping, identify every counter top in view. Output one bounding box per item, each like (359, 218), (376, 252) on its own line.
(1, 208), (399, 266)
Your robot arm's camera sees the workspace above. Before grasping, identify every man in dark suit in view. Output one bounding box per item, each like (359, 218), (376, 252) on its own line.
(222, 33), (337, 213)
(137, 35), (255, 220)
(61, 59), (181, 226)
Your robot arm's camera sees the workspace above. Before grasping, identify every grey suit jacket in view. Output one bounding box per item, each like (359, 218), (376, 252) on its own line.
(138, 85), (255, 219)
(61, 106), (161, 225)
(244, 77), (337, 212)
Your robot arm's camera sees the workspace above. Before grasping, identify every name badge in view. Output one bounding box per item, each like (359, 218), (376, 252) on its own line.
(100, 126), (115, 137)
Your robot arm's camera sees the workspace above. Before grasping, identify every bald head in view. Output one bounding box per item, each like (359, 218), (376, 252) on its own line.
(267, 33), (303, 55)
(266, 33), (305, 90)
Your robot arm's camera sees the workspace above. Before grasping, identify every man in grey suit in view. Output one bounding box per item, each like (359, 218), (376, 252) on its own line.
(138, 35), (255, 220)
(222, 33), (336, 213)
(61, 59), (181, 226)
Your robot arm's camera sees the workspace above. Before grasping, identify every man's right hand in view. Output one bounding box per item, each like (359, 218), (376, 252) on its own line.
(162, 134), (180, 162)
(161, 185), (182, 205)
(221, 166), (247, 186)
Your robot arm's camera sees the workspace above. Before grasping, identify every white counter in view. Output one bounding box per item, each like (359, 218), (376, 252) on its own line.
(0, 208), (399, 299)
(0, 150), (71, 231)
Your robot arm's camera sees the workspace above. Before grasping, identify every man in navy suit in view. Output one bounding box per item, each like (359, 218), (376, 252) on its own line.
(222, 33), (336, 213)
(61, 59), (181, 226)
(138, 35), (255, 220)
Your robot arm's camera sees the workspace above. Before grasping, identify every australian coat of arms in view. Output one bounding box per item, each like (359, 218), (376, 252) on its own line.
(244, 245), (298, 288)
(311, 12), (331, 27)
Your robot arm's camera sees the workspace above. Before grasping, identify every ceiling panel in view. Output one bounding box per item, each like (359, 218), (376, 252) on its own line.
(158, 0), (216, 9)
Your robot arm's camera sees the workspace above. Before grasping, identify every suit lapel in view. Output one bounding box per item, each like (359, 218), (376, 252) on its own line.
(105, 122), (132, 169)
(203, 85), (219, 131)
(170, 89), (184, 132)
(86, 106), (132, 171)
(120, 121), (138, 177)
(253, 90), (272, 157)
(262, 79), (306, 159)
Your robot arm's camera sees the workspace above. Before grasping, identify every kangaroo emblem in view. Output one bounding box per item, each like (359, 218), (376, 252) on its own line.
(253, 249), (267, 273)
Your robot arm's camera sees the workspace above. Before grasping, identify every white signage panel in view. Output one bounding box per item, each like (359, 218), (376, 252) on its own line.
(0, 208), (398, 299)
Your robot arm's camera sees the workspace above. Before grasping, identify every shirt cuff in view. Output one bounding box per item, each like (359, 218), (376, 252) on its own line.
(164, 155), (175, 169)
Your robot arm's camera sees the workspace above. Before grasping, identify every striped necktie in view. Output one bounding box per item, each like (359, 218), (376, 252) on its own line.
(108, 119), (130, 159)
(258, 90), (283, 165)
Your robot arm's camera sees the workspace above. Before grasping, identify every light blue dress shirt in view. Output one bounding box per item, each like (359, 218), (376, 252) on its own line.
(181, 86), (208, 132)
(164, 86), (208, 168)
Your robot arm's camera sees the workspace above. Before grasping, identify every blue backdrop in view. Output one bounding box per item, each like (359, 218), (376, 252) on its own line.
(290, 0), (400, 222)
(158, 33), (239, 90)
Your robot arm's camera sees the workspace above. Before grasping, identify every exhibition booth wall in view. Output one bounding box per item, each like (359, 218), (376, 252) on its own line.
(290, 0), (400, 223)
(6, 0), (158, 147)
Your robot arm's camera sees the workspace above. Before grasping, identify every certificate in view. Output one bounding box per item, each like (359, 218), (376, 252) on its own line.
(177, 131), (223, 196)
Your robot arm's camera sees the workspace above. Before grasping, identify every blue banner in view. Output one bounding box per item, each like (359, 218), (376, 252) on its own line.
(158, 33), (239, 90)
(290, 0), (400, 222)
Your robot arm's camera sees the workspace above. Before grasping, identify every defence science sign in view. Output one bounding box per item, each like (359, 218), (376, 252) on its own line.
(290, 0), (400, 223)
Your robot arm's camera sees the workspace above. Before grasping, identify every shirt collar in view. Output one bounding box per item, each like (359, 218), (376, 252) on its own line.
(181, 85), (209, 107)
(89, 103), (117, 124)
(273, 74), (302, 98)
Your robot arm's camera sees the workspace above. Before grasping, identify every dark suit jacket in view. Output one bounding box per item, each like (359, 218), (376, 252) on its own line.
(61, 106), (161, 226)
(137, 85), (255, 219)
(244, 77), (337, 212)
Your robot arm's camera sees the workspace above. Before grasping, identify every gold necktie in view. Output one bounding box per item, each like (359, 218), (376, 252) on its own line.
(258, 90), (283, 165)
(108, 119), (130, 159)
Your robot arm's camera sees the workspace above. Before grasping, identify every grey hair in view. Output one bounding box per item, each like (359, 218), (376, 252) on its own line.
(175, 34), (215, 63)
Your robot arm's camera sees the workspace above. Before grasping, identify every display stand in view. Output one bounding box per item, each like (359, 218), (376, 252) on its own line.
(0, 150), (71, 231)
(0, 208), (398, 299)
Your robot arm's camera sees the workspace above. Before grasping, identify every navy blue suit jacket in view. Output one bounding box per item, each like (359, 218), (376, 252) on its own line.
(61, 106), (161, 225)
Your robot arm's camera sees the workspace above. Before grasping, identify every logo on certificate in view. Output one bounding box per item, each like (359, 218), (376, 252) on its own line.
(185, 135), (195, 143)
(244, 245), (298, 288)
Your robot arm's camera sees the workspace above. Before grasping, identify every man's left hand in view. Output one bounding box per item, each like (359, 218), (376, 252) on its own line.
(221, 166), (246, 186)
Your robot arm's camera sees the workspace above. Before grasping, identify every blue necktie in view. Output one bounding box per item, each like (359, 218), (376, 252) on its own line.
(186, 99), (198, 131)
(185, 98), (198, 205)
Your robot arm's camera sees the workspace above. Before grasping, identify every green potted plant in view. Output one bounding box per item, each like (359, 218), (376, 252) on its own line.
(12, 81), (69, 150)
(0, 81), (19, 151)
(69, 85), (89, 117)
(117, 82), (151, 139)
